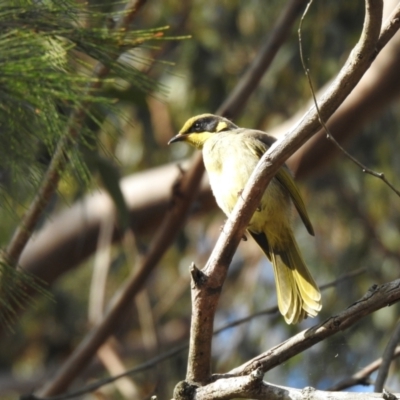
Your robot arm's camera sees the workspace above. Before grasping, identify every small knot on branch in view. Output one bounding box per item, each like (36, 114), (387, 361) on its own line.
(250, 368), (264, 382)
(173, 380), (198, 400)
(301, 386), (317, 396)
(368, 283), (378, 292)
(383, 388), (397, 400)
(190, 263), (207, 287)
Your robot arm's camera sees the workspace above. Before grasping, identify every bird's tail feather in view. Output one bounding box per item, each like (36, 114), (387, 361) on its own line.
(272, 235), (321, 324)
(249, 230), (321, 324)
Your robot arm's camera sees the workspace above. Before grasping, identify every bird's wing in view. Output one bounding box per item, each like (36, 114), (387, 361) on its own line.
(243, 131), (314, 236)
(275, 168), (314, 236)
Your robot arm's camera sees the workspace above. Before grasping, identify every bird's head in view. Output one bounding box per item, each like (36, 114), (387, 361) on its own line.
(168, 114), (238, 149)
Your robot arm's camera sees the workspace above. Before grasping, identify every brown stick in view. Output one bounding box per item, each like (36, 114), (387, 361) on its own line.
(374, 321), (400, 392)
(185, 0), (310, 384)
(184, 0), (384, 387)
(37, 0), (305, 395)
(229, 280), (400, 377)
(286, 0), (400, 179)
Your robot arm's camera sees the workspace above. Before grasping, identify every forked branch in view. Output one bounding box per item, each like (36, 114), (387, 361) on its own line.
(184, 0), (387, 394)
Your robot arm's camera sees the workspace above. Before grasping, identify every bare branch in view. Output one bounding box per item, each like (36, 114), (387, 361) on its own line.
(185, 1), (312, 384)
(88, 215), (114, 324)
(298, 1), (400, 197)
(286, 0), (400, 178)
(185, 0), (384, 386)
(96, 341), (140, 398)
(374, 320), (400, 392)
(229, 280), (400, 376)
(35, 0), (303, 395)
(23, 267), (367, 399)
(16, 1), (400, 316)
(193, 376), (400, 400)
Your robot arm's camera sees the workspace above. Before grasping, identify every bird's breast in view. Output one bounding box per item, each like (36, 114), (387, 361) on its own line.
(202, 135), (259, 216)
(202, 134), (292, 242)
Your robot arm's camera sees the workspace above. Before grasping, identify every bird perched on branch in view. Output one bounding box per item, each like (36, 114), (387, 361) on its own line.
(168, 114), (321, 324)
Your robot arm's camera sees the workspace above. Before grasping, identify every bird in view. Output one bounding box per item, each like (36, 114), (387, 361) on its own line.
(168, 113), (321, 324)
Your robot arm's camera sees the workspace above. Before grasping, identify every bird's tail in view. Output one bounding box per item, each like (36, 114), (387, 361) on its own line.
(250, 230), (321, 324)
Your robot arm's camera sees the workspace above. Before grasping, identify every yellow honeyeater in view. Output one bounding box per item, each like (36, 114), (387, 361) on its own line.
(168, 114), (321, 324)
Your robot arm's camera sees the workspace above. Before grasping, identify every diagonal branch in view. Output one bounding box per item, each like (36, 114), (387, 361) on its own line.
(185, 0), (385, 387)
(229, 279), (400, 377)
(374, 320), (400, 392)
(298, 1), (400, 198)
(15, 1), (400, 326)
(36, 0), (306, 396)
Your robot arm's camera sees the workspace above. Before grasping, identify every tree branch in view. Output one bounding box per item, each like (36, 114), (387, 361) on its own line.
(229, 279), (400, 376)
(15, 267), (363, 400)
(36, 0), (302, 395)
(298, 1), (400, 198)
(328, 346), (400, 392)
(193, 375), (400, 400)
(184, 0), (384, 387)
(374, 320), (400, 392)
(286, 0), (400, 178)
(219, 0), (309, 119)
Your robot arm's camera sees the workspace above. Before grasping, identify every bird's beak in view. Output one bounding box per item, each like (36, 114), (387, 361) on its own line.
(168, 133), (186, 145)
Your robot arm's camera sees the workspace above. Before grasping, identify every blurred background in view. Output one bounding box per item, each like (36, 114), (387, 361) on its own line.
(1, 0), (400, 398)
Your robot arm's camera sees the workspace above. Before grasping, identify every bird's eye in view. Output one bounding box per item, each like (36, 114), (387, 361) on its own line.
(193, 121), (201, 132)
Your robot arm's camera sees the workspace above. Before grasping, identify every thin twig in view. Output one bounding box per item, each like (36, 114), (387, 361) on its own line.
(96, 341), (141, 398)
(213, 267), (367, 333)
(328, 346), (400, 392)
(374, 320), (400, 392)
(229, 278), (400, 377)
(319, 267), (367, 290)
(298, 1), (400, 198)
(24, 344), (186, 400)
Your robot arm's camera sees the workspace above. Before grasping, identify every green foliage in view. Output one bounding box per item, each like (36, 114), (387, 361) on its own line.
(0, 0), (169, 202)
(0, 260), (50, 330)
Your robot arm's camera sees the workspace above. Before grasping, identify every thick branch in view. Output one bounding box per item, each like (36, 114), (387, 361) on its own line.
(36, 0), (303, 395)
(286, 0), (400, 178)
(185, 0), (309, 384)
(185, 0), (384, 387)
(194, 376), (400, 400)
